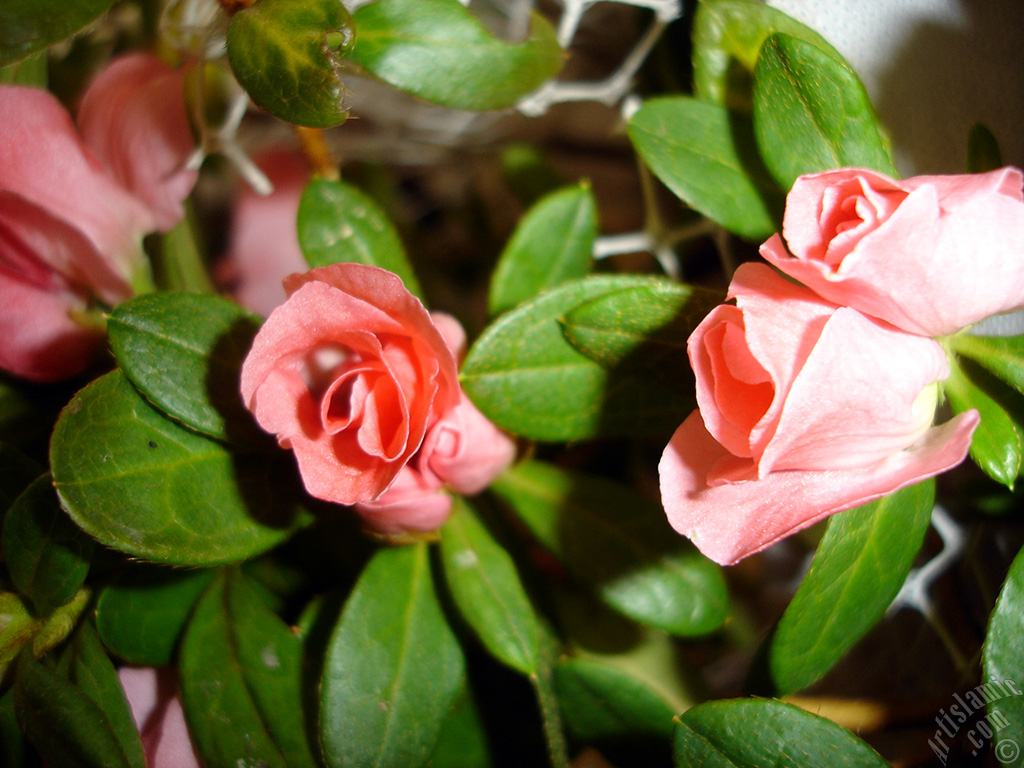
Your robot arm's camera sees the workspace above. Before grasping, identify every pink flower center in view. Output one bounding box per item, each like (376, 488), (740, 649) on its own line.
(705, 319), (773, 445)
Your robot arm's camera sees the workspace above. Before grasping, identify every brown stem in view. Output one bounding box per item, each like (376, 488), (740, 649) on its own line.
(296, 126), (340, 181)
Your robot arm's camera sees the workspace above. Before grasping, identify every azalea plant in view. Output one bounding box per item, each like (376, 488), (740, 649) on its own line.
(2, 0), (1024, 767)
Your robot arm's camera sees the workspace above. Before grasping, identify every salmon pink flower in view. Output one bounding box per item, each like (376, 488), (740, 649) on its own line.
(659, 263), (978, 565)
(240, 263), (515, 533)
(761, 166), (1024, 336)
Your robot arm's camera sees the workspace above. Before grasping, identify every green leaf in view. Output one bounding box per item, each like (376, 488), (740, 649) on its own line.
(320, 543), (465, 768)
(180, 569), (319, 768)
(50, 371), (307, 566)
(152, 199), (215, 294)
(107, 291), (264, 443)
(226, 0), (354, 127)
(4, 475), (93, 615)
(752, 33), (896, 190)
(949, 333), (1024, 396)
(439, 497), (540, 674)
(490, 460), (729, 636)
(769, 481), (935, 695)
(0, 50), (46, 85)
(427, 684), (492, 768)
(463, 275), (707, 440)
(554, 656), (676, 741)
(674, 698), (890, 767)
(560, 279), (719, 368)
(13, 630), (145, 768)
(553, 588), (693, 732)
(96, 566), (215, 666)
(628, 97), (783, 239)
(297, 178), (424, 299)
(348, 0), (563, 111)
(967, 123), (1004, 174)
(488, 183), (596, 316)
(0, 0), (115, 67)
(692, 0), (841, 109)
(57, 622), (146, 768)
(0, 591), (43, 682)
(983, 543), (1024, 760)
(944, 355), (1022, 488)
(0, 589), (90, 682)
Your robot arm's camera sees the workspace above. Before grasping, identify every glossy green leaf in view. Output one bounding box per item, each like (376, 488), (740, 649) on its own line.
(692, 0), (840, 109)
(674, 698), (890, 767)
(0, 0), (115, 67)
(463, 275), (707, 441)
(50, 371), (307, 566)
(348, 0), (563, 111)
(4, 475), (93, 615)
(490, 460), (729, 636)
(769, 481), (935, 695)
(555, 656), (675, 741)
(554, 587), (693, 727)
(226, 0), (354, 127)
(752, 33), (896, 190)
(628, 97), (782, 239)
(320, 543), (465, 768)
(96, 566), (215, 666)
(944, 355), (1022, 488)
(440, 497), (540, 674)
(13, 629), (145, 768)
(949, 333), (1024, 396)
(297, 178), (424, 299)
(560, 279), (718, 369)
(983, 543), (1024, 760)
(107, 291), (264, 443)
(488, 183), (596, 316)
(180, 569), (318, 768)
(0, 442), (41, 520)
(57, 622), (146, 768)
(967, 123), (1004, 174)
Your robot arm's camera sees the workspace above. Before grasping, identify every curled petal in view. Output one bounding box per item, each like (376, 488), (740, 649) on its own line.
(424, 393), (517, 495)
(659, 410), (978, 566)
(353, 464), (452, 535)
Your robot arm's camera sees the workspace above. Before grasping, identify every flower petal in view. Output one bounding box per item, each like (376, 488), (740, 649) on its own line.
(659, 409), (978, 566)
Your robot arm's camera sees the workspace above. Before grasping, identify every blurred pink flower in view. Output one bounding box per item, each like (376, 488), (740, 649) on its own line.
(0, 54), (196, 381)
(220, 150), (309, 316)
(77, 54), (198, 232)
(118, 666), (202, 768)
